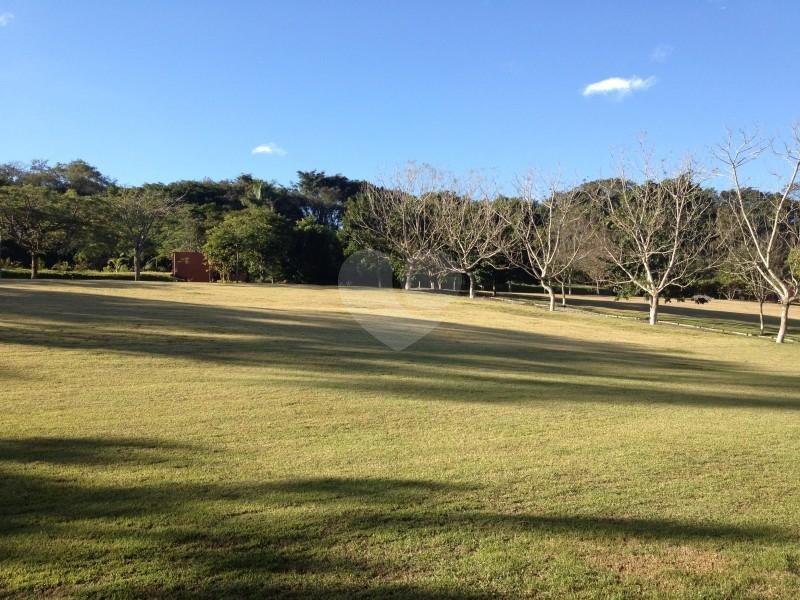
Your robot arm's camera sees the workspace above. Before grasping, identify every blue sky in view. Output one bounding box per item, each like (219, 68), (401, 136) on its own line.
(0, 1), (797, 190)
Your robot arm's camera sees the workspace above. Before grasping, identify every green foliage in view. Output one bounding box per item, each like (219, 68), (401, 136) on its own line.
(0, 184), (76, 275)
(203, 207), (290, 282)
(288, 216), (343, 284)
(788, 247), (800, 278)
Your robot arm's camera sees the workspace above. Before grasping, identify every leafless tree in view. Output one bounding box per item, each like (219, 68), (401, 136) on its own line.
(435, 175), (507, 298)
(717, 210), (774, 335)
(590, 158), (715, 325)
(714, 126), (800, 343)
(498, 173), (589, 311)
(347, 163), (444, 290)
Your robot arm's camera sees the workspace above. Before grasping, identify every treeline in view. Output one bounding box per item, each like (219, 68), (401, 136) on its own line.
(342, 128), (800, 343)
(0, 161), (361, 283)
(0, 127), (798, 342)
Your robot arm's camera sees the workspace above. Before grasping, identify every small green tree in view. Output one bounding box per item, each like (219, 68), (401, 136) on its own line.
(203, 207), (290, 283)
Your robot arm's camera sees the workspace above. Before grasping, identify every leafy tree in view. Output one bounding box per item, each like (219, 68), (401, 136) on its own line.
(104, 186), (182, 281)
(296, 170), (362, 228)
(0, 185), (73, 277)
(53, 160), (113, 196)
(289, 216), (343, 284)
(203, 207), (290, 283)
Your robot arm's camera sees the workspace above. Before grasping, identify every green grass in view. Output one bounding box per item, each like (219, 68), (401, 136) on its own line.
(1, 281), (799, 598)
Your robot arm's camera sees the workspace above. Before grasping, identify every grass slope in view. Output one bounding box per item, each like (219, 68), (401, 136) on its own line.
(1, 281), (799, 598)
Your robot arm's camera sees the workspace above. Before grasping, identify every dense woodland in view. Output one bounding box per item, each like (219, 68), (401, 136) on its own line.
(1, 128), (798, 341)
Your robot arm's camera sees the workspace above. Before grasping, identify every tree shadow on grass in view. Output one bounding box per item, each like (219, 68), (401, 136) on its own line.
(0, 436), (795, 598)
(1, 285), (799, 412)
(507, 292), (800, 332)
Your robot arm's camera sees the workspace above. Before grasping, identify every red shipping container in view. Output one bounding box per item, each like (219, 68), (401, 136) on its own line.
(172, 252), (210, 282)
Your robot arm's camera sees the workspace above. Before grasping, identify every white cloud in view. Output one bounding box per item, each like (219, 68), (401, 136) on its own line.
(0, 12), (14, 26)
(251, 143), (286, 156)
(650, 44), (674, 63)
(582, 76), (656, 98)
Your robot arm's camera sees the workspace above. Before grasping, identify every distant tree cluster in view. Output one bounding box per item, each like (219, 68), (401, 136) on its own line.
(1, 126), (798, 342)
(0, 165), (357, 285)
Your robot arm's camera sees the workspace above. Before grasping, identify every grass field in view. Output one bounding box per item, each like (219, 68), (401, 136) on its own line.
(1, 281), (800, 598)
(501, 292), (799, 341)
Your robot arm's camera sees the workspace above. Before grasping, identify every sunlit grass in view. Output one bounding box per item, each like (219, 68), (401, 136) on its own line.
(1, 281), (799, 598)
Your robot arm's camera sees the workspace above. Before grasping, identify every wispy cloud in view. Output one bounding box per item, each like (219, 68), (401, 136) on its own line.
(0, 12), (14, 26)
(650, 44), (674, 63)
(251, 143), (286, 156)
(582, 76), (656, 98)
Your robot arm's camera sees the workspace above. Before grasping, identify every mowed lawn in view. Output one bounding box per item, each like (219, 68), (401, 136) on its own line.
(1, 281), (800, 598)
(506, 292), (800, 341)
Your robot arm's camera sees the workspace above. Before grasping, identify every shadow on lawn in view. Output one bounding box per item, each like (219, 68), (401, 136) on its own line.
(1, 283), (799, 412)
(505, 292), (800, 332)
(0, 436), (795, 598)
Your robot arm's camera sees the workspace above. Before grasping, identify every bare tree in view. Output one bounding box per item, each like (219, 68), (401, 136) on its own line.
(590, 159), (715, 325)
(435, 176), (506, 298)
(717, 210), (775, 335)
(346, 163), (443, 290)
(714, 126), (800, 343)
(105, 186), (182, 281)
(499, 174), (589, 311)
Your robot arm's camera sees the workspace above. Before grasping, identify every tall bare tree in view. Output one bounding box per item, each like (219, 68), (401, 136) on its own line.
(346, 163), (443, 290)
(105, 186), (182, 281)
(499, 174), (589, 311)
(435, 176), (506, 298)
(714, 127), (800, 343)
(590, 159), (715, 325)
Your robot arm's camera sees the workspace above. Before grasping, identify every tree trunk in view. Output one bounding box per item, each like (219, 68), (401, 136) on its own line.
(467, 272), (476, 299)
(542, 282), (556, 311)
(560, 283), (566, 307)
(776, 301), (790, 344)
(404, 270), (412, 291)
(649, 293), (660, 325)
(758, 300), (765, 335)
(30, 253), (37, 279)
(133, 251), (141, 282)
(595, 281), (600, 295)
